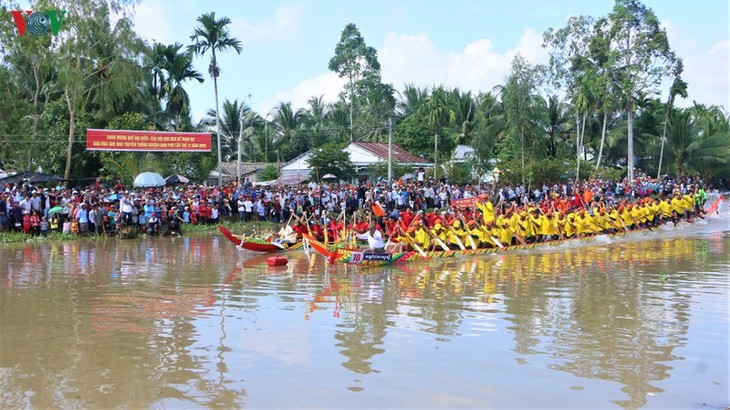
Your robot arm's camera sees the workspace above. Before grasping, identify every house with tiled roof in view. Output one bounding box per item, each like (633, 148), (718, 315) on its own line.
(279, 142), (432, 181)
(207, 162), (271, 184)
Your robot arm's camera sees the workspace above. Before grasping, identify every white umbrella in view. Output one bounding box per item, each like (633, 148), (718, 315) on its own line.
(321, 173), (337, 179)
(133, 172), (165, 188)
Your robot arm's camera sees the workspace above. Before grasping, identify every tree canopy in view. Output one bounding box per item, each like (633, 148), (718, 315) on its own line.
(0, 1), (727, 186)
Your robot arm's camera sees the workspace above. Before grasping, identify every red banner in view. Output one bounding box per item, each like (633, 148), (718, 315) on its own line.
(451, 197), (478, 208)
(86, 129), (211, 152)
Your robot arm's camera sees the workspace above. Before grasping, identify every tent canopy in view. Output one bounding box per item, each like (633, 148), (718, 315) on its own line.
(166, 174), (190, 184)
(0, 172), (65, 185)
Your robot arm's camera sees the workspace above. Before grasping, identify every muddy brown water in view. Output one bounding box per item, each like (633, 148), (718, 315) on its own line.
(1, 215), (729, 409)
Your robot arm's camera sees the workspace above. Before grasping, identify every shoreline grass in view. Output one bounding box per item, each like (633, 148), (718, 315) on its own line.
(0, 219), (278, 244)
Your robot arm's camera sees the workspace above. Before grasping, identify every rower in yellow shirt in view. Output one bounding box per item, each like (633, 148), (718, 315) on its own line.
(448, 220), (467, 250)
(557, 212), (576, 238)
(476, 196), (495, 225)
(411, 221), (431, 250)
(495, 213), (514, 246)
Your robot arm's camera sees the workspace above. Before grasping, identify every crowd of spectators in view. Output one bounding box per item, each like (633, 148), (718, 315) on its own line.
(0, 172), (716, 238)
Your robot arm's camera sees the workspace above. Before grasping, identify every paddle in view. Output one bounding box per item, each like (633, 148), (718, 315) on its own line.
(398, 226), (428, 258)
(477, 221), (504, 249)
(538, 203), (564, 240)
(428, 222), (451, 251)
(445, 220), (466, 251)
(459, 215), (478, 250)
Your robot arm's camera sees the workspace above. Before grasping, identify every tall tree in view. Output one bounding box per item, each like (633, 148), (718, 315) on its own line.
(499, 55), (541, 185)
(422, 86), (455, 182)
(396, 84), (429, 121)
(657, 60), (688, 177)
(189, 12), (243, 186)
(49, 0), (142, 183)
(328, 23), (393, 141)
(272, 101), (306, 161)
(144, 42), (170, 129)
(163, 43), (203, 131)
(604, 0), (676, 181)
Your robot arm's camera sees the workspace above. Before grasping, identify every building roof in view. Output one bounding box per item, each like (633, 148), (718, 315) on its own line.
(280, 142), (431, 172)
(352, 142), (430, 164)
(452, 144), (475, 161)
(219, 162), (270, 177)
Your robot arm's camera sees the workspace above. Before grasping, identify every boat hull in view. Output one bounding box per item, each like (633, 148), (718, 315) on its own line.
(218, 225), (303, 252)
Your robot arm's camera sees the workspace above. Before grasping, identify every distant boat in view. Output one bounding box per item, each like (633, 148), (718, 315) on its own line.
(219, 225), (303, 252)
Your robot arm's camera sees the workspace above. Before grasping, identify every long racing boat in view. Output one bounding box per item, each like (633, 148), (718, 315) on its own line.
(219, 225), (303, 252)
(303, 197), (724, 267)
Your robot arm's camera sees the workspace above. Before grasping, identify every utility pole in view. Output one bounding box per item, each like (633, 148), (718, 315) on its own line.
(387, 117), (392, 184)
(237, 103), (244, 188)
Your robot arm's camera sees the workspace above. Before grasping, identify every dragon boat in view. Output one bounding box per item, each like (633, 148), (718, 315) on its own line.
(303, 197), (724, 267)
(218, 225), (303, 252)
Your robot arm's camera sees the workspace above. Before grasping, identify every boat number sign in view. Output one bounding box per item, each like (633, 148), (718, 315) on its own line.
(349, 251), (393, 263)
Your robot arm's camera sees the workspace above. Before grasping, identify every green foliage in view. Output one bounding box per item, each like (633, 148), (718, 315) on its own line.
(108, 112), (150, 131)
(101, 153), (162, 185)
(328, 23), (395, 141)
(593, 165), (624, 181)
(306, 143), (356, 181)
(259, 165), (280, 181)
(445, 163), (474, 186)
(499, 158), (581, 185)
(0, 0), (723, 186)
(368, 160), (412, 181)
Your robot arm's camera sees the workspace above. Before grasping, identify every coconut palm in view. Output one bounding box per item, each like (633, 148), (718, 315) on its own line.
(162, 43), (203, 131)
(272, 102), (307, 160)
(450, 88), (476, 144)
(396, 84), (429, 120)
(303, 96), (332, 148)
(144, 42), (169, 129)
(189, 12), (243, 185)
(101, 153), (162, 185)
(422, 86), (455, 181)
(657, 64), (688, 177)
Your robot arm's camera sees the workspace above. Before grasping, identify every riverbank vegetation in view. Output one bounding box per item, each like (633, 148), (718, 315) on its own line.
(0, 220), (277, 244)
(1, 0), (727, 187)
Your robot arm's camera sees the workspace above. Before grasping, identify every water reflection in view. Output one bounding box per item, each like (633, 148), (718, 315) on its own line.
(1, 230), (728, 408)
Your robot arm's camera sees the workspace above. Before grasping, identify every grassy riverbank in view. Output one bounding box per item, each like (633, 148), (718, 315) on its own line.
(0, 220), (278, 244)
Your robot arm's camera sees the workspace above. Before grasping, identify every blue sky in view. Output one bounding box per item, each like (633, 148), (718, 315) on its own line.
(128, 0), (728, 121)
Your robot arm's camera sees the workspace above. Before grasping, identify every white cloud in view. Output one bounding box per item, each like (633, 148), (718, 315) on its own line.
(131, 0), (176, 45)
(680, 39), (729, 110)
(379, 28), (549, 96)
(230, 2), (303, 46)
(261, 72), (346, 115)
(662, 19), (729, 110)
(259, 28), (551, 115)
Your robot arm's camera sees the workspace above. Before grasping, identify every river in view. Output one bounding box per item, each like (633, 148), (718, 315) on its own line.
(1, 207), (729, 409)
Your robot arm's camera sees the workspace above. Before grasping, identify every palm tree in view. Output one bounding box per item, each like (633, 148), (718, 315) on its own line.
(189, 12), (243, 186)
(422, 86), (455, 182)
(303, 96), (332, 148)
(102, 153), (162, 185)
(272, 102), (306, 160)
(396, 84), (429, 120)
(163, 43), (204, 131)
(450, 88), (475, 144)
(144, 42), (169, 129)
(685, 105), (730, 179)
(469, 91), (504, 172)
(657, 65), (688, 177)
(204, 98), (247, 160)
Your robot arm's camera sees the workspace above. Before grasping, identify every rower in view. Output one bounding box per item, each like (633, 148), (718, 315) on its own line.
(274, 220), (297, 244)
(356, 223), (386, 253)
